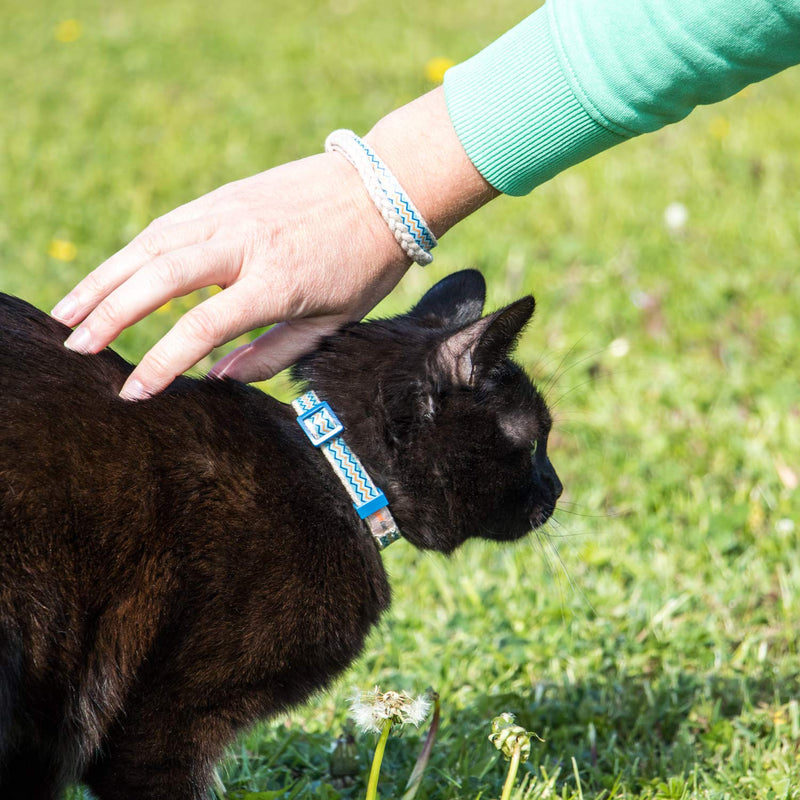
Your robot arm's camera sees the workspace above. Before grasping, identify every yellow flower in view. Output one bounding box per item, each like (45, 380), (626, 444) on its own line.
(747, 499), (765, 532)
(708, 116), (730, 140)
(55, 19), (82, 43)
(424, 57), (455, 84)
(770, 706), (788, 727)
(156, 300), (174, 314)
(47, 239), (78, 261)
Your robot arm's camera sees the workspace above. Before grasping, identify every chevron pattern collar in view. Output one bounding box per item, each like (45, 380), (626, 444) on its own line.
(291, 390), (401, 550)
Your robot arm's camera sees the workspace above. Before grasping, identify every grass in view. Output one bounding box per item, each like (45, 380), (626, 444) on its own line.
(2, 1), (799, 798)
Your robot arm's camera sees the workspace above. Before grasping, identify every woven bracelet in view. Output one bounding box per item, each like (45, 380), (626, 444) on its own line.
(325, 129), (437, 266)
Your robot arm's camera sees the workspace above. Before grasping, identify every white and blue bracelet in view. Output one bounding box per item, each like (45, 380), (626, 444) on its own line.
(325, 129), (437, 266)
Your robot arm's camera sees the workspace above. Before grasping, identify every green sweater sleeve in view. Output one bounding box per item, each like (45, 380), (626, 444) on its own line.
(443, 0), (800, 196)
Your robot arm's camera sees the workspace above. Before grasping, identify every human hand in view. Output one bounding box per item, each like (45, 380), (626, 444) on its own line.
(53, 153), (412, 399)
(51, 88), (497, 400)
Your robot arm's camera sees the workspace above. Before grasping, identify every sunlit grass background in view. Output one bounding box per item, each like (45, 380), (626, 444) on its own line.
(2, 1), (799, 798)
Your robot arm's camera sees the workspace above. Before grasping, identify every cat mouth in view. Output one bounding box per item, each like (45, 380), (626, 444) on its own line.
(529, 504), (556, 530)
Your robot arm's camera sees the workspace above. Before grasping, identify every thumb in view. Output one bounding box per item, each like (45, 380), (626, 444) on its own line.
(209, 317), (346, 384)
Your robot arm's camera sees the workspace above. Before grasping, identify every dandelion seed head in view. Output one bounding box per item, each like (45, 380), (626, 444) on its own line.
(403, 694), (431, 726)
(349, 686), (431, 734)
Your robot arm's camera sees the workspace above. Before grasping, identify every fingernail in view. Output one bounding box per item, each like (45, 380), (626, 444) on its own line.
(52, 294), (78, 322)
(64, 326), (94, 353)
(120, 379), (149, 401)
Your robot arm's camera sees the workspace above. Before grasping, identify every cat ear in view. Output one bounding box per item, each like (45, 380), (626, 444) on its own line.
(434, 296), (535, 385)
(408, 270), (486, 328)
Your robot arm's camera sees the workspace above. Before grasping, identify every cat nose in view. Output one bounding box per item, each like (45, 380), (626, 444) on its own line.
(532, 455), (563, 500)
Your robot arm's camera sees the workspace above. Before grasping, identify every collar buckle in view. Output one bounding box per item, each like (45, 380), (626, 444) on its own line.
(296, 400), (345, 447)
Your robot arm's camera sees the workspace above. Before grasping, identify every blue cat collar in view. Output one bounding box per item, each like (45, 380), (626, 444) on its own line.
(292, 390), (401, 549)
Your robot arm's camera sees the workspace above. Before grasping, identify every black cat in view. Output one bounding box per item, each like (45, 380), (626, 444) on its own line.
(0, 269), (561, 799)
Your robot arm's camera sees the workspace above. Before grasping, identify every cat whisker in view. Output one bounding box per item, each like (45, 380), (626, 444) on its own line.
(546, 373), (608, 411)
(538, 343), (609, 404)
(536, 334), (591, 399)
(539, 521), (597, 538)
(529, 521), (569, 623)
(533, 518), (597, 617)
(553, 504), (618, 521)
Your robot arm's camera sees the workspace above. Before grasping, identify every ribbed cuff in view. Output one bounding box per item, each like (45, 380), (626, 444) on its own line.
(443, 4), (627, 196)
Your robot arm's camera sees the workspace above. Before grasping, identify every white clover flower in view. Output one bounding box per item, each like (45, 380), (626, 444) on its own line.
(349, 686), (431, 734)
(776, 518), (795, 535)
(609, 337), (630, 358)
(664, 201), (689, 233)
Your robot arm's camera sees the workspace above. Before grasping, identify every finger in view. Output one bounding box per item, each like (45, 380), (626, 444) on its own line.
(52, 215), (220, 326)
(209, 317), (347, 385)
(64, 240), (238, 355)
(119, 281), (269, 400)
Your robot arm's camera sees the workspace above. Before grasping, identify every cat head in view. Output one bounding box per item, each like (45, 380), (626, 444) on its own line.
(292, 270), (562, 554)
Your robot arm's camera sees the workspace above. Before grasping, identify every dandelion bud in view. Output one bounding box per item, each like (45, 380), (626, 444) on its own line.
(489, 713), (533, 762)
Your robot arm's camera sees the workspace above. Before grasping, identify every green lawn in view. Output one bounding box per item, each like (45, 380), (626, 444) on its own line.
(2, 1), (799, 798)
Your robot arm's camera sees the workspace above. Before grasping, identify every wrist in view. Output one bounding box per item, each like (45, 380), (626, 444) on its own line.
(327, 152), (409, 258)
(363, 87), (499, 239)
(325, 130), (437, 265)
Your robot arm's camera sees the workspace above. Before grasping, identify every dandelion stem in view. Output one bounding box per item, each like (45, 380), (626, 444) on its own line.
(499, 742), (522, 800)
(365, 718), (393, 800)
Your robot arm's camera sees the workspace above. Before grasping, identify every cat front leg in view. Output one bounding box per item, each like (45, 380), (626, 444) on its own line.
(83, 709), (231, 800)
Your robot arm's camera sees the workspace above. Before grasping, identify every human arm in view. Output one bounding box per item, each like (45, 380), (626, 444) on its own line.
(445, 0), (800, 195)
